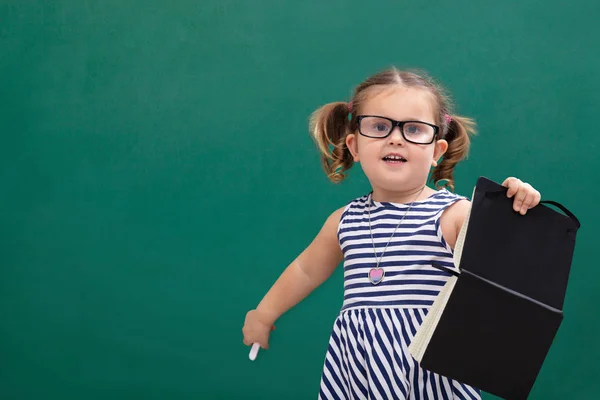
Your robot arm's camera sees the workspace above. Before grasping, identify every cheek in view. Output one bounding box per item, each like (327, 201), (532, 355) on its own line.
(360, 145), (383, 162)
(408, 145), (434, 159)
(357, 137), (383, 154)
(410, 147), (437, 170)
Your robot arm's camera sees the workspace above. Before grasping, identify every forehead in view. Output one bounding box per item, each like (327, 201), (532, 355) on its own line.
(361, 86), (437, 122)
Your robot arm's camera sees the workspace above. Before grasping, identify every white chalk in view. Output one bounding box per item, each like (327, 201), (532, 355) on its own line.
(249, 343), (260, 361)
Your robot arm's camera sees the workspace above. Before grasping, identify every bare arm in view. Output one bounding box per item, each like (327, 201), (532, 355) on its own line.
(254, 206), (345, 325)
(440, 199), (470, 250)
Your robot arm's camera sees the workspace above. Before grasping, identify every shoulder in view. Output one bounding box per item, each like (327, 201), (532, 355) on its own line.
(441, 198), (470, 228)
(311, 202), (354, 254)
(327, 205), (347, 227)
(323, 194), (369, 233)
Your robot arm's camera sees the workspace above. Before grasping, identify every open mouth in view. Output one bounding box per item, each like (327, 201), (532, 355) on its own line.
(382, 155), (407, 164)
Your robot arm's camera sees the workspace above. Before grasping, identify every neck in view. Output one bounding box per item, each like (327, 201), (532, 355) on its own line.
(371, 184), (432, 204)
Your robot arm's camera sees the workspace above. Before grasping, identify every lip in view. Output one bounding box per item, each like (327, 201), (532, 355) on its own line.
(382, 152), (407, 161)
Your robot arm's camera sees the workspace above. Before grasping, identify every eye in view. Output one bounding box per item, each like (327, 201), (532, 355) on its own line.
(405, 123), (421, 135)
(373, 123), (388, 132)
(359, 117), (393, 137)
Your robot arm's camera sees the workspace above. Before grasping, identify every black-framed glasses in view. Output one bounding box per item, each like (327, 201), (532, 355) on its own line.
(356, 115), (439, 144)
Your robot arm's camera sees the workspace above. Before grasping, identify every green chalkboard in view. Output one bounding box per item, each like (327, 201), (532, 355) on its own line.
(1, 0), (598, 399)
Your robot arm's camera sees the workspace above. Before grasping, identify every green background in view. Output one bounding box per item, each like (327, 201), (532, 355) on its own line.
(1, 0), (598, 398)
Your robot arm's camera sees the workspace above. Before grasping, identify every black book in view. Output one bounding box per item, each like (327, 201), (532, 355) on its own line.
(409, 176), (580, 400)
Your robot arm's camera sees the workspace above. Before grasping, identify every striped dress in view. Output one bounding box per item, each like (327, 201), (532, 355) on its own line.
(318, 189), (481, 400)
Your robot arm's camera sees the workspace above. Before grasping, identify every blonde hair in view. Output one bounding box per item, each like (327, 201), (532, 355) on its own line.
(309, 67), (477, 191)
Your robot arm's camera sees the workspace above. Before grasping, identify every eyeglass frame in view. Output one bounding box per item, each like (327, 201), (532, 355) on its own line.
(355, 115), (440, 144)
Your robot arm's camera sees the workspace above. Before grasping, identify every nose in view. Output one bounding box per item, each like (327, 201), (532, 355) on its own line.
(387, 126), (405, 145)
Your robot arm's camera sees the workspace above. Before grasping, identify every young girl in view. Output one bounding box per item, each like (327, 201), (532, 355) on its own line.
(242, 67), (541, 399)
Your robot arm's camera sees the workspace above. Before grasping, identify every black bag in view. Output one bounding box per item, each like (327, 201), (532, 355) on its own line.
(409, 176), (581, 400)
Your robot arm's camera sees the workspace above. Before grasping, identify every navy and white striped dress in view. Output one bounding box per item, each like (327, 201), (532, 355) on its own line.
(318, 189), (481, 400)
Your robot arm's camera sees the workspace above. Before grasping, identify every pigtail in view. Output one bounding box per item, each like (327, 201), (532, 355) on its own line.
(431, 114), (477, 191)
(309, 102), (354, 183)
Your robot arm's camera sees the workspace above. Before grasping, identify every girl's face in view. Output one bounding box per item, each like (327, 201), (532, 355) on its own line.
(345, 86), (448, 195)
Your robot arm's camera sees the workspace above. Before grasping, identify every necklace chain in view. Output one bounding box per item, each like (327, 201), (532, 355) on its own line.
(367, 186), (426, 274)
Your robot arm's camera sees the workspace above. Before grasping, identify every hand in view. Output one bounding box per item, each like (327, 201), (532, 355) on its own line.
(502, 177), (541, 215)
(242, 309), (276, 350)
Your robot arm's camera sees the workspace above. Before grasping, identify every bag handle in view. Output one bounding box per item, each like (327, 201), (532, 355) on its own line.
(540, 200), (580, 229)
(480, 186), (580, 229)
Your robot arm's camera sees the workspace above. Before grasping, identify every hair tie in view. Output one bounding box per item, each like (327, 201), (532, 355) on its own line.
(347, 101), (353, 112)
(444, 114), (452, 124)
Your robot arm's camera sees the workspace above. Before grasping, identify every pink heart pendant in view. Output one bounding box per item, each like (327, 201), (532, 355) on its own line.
(368, 267), (384, 285)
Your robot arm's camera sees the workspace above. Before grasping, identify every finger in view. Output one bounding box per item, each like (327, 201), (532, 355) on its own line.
(513, 189), (527, 212)
(503, 178), (520, 198)
(501, 177), (514, 187)
(259, 338), (269, 350)
(522, 189), (541, 213)
(519, 190), (536, 215)
(533, 190), (541, 206)
(243, 334), (268, 349)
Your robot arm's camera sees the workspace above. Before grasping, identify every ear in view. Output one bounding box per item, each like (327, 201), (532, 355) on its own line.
(432, 139), (448, 167)
(346, 133), (360, 162)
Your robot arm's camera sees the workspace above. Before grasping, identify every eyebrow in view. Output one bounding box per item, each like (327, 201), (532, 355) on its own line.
(367, 114), (434, 123)
(402, 116), (428, 121)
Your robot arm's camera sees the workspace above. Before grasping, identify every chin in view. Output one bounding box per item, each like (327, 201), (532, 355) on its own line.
(372, 176), (411, 190)
(375, 172), (430, 190)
